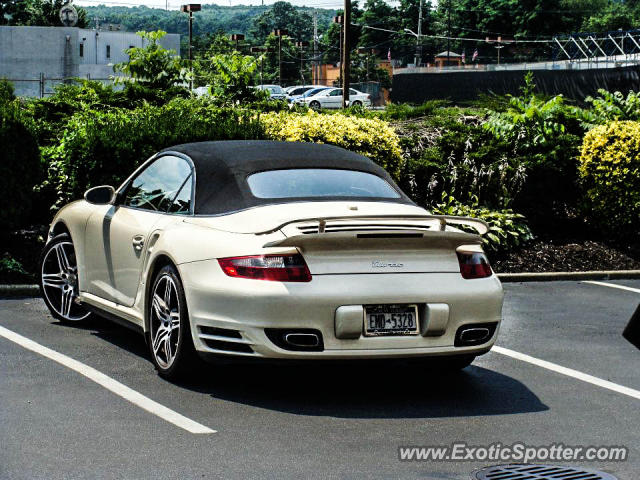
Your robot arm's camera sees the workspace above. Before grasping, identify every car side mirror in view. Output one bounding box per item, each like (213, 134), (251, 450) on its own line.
(84, 185), (115, 205)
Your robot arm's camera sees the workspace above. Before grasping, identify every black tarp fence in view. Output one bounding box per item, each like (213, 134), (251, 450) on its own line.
(391, 65), (640, 104)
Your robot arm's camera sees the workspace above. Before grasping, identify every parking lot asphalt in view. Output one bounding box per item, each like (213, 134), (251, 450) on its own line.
(0, 280), (638, 480)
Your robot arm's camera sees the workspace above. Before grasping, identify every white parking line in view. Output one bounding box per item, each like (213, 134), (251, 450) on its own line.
(0, 325), (216, 434)
(583, 280), (640, 294)
(493, 346), (640, 401)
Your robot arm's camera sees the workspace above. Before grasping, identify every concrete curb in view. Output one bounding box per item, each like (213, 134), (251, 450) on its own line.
(0, 284), (40, 297)
(497, 270), (640, 282)
(1, 270), (640, 297)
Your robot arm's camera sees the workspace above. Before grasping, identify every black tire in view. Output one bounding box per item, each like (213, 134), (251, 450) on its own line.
(351, 100), (363, 107)
(39, 233), (93, 324)
(309, 100), (321, 110)
(147, 264), (198, 380)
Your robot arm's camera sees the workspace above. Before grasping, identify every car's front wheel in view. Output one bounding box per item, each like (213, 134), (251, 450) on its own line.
(148, 264), (197, 380)
(39, 233), (92, 323)
(309, 100), (321, 110)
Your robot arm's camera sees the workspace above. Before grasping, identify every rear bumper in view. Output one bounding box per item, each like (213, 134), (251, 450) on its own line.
(180, 260), (504, 359)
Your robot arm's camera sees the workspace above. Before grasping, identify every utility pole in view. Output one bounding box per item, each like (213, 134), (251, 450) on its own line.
(414, 0), (423, 67)
(296, 41), (309, 84)
(341, 0), (351, 108)
(313, 12), (318, 84)
(486, 36), (512, 65)
(272, 29), (287, 85)
(333, 15), (343, 85)
(251, 46), (274, 85)
(447, 0), (451, 66)
(181, 4), (201, 92)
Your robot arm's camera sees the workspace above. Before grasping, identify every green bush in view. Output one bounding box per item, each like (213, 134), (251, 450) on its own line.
(579, 121), (640, 236)
(431, 193), (534, 254)
(44, 98), (263, 208)
(484, 74), (586, 229)
(0, 102), (42, 234)
(380, 100), (450, 121)
(583, 89), (640, 126)
(0, 254), (34, 284)
(0, 79), (15, 104)
(260, 110), (404, 179)
(390, 108), (526, 211)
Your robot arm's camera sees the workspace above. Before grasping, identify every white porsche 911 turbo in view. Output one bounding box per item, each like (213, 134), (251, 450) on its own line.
(39, 141), (503, 379)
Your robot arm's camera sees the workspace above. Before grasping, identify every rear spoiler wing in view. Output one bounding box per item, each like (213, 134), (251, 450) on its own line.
(254, 214), (489, 236)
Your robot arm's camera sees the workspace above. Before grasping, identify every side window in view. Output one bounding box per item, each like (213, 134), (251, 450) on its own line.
(329, 89), (342, 97)
(349, 89), (358, 95)
(123, 156), (192, 213)
(167, 174), (193, 214)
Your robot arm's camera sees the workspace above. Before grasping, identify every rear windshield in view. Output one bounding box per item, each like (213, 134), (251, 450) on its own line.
(247, 169), (401, 199)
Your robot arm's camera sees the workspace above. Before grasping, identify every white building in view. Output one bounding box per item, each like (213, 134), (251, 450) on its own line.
(0, 26), (180, 97)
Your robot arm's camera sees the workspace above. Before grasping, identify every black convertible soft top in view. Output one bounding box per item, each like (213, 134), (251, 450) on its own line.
(161, 140), (413, 215)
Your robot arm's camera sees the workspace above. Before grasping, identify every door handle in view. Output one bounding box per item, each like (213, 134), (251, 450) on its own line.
(132, 235), (145, 251)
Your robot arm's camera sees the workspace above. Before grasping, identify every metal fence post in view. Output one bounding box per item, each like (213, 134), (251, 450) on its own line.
(39, 73), (44, 98)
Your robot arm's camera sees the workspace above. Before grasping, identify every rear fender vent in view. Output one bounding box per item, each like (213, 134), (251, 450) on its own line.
(198, 326), (253, 354)
(199, 326), (242, 339)
(471, 464), (618, 480)
(201, 338), (253, 354)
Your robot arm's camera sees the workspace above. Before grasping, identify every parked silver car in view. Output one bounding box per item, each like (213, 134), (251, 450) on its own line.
(296, 87), (372, 109)
(255, 84), (287, 101)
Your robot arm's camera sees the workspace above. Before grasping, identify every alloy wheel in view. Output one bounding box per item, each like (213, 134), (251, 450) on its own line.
(149, 274), (181, 369)
(41, 241), (90, 321)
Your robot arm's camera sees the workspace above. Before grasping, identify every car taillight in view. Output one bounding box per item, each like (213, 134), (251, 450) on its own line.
(218, 254), (312, 282)
(457, 250), (493, 279)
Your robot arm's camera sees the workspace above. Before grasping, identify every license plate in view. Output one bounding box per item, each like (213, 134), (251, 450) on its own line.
(364, 304), (419, 336)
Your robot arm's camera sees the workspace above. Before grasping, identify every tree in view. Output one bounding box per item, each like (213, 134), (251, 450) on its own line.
(206, 53), (266, 102)
(261, 33), (299, 85)
(357, 0), (400, 50)
(113, 30), (190, 91)
(320, 2), (362, 64)
(2, 0), (88, 27)
(581, 2), (635, 32)
(249, 1), (313, 44)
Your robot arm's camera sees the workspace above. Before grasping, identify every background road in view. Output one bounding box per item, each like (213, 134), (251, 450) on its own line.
(1, 280), (638, 480)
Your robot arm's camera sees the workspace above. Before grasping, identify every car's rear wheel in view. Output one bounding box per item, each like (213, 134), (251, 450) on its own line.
(309, 100), (321, 110)
(39, 233), (92, 323)
(148, 264), (197, 380)
(351, 100), (363, 107)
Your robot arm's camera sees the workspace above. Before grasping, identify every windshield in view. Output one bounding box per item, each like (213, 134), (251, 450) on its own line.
(289, 87), (312, 96)
(247, 169), (401, 199)
(303, 87), (328, 97)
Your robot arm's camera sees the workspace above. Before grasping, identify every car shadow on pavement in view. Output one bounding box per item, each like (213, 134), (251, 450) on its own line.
(52, 316), (151, 359)
(178, 362), (549, 419)
(66, 318), (548, 419)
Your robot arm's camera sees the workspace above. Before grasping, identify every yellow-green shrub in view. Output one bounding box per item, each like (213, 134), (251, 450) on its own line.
(579, 121), (640, 234)
(260, 111), (404, 179)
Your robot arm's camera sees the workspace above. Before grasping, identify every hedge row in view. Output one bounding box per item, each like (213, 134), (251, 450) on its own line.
(3, 92), (639, 252)
(579, 121), (640, 235)
(0, 102), (42, 233)
(44, 99), (263, 208)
